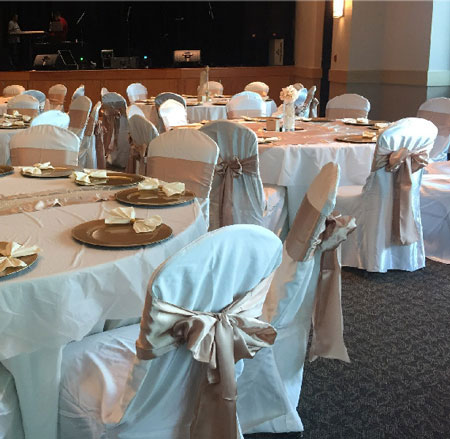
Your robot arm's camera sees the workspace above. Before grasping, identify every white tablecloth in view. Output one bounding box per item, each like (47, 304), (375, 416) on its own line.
(0, 199), (208, 439)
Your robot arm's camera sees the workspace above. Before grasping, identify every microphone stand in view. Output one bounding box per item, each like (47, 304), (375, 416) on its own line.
(76, 11), (86, 46)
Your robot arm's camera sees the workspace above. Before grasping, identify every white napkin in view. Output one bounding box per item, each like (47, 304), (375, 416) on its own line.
(257, 137), (279, 144)
(1, 120), (12, 127)
(160, 181), (185, 197)
(105, 207), (163, 233)
(138, 178), (160, 190)
(342, 118), (356, 123)
(375, 122), (389, 129)
(22, 115), (31, 122)
(357, 117), (369, 124)
(362, 130), (377, 139)
(71, 169), (108, 184)
(0, 242), (41, 273)
(22, 162), (54, 175)
(14, 120), (24, 126)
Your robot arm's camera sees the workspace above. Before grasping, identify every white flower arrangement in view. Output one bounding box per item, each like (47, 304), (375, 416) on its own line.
(279, 85), (299, 104)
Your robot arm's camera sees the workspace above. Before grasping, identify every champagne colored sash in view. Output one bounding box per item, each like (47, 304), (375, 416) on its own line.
(94, 122), (106, 169)
(10, 147), (78, 167)
(146, 156), (215, 199)
(7, 108), (38, 118)
(372, 145), (430, 245)
(69, 108), (88, 131)
(227, 109), (265, 119)
(133, 93), (147, 102)
(326, 107), (368, 119)
(136, 273), (276, 439)
(126, 138), (147, 174)
(48, 92), (65, 106)
(215, 155), (258, 226)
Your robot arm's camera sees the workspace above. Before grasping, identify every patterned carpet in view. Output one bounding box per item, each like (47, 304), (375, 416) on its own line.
(245, 259), (450, 439)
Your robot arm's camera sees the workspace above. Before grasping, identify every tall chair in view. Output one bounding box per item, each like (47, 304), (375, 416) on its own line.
(326, 93), (370, 119)
(23, 89), (46, 112)
(71, 84), (85, 102)
(226, 91), (266, 119)
(154, 92), (186, 132)
(6, 94), (39, 118)
(126, 83), (148, 104)
(68, 95), (92, 140)
(127, 104), (146, 119)
(3, 84), (25, 97)
(158, 99), (188, 131)
(45, 83), (67, 111)
(78, 101), (102, 168)
(198, 80), (224, 97)
(245, 81), (269, 99)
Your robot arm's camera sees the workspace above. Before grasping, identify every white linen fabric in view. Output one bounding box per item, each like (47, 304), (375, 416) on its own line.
(101, 87), (109, 97)
(71, 84), (85, 101)
(198, 80), (224, 97)
(6, 94), (39, 117)
(326, 93), (370, 119)
(154, 92), (186, 132)
(244, 82), (269, 98)
(420, 160), (450, 263)
(336, 117), (437, 272)
(227, 91), (266, 119)
(0, 200), (208, 439)
(417, 97), (450, 162)
(30, 110), (69, 128)
(23, 90), (46, 112)
(126, 83), (148, 104)
(3, 85), (25, 97)
(158, 99), (188, 131)
(127, 104), (146, 119)
(10, 124), (80, 166)
(0, 363), (24, 439)
(58, 225), (282, 439)
(45, 83), (67, 111)
(79, 101), (102, 168)
(68, 95), (92, 140)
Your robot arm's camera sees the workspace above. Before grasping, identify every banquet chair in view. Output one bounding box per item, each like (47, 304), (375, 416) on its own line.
(71, 84), (85, 102)
(6, 94), (39, 118)
(3, 84), (25, 97)
(101, 87), (109, 97)
(101, 92), (129, 168)
(155, 92), (186, 132)
(10, 125), (80, 166)
(417, 97), (450, 162)
(198, 80), (224, 97)
(78, 101), (102, 168)
(245, 81), (269, 99)
(30, 110), (70, 129)
(200, 120), (287, 235)
(238, 163), (355, 435)
(335, 117), (438, 272)
(0, 363), (24, 439)
(158, 99), (189, 131)
(326, 93), (370, 119)
(226, 91), (266, 119)
(310, 97), (319, 118)
(126, 114), (159, 174)
(127, 103), (146, 119)
(58, 225), (282, 439)
(23, 89), (46, 112)
(68, 95), (92, 140)
(126, 83), (148, 104)
(296, 86), (316, 118)
(45, 84), (67, 111)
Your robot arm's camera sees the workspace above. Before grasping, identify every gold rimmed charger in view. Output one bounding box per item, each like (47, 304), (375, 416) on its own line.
(21, 166), (75, 178)
(74, 172), (144, 187)
(302, 117), (335, 123)
(72, 220), (173, 248)
(0, 165), (14, 177)
(186, 102), (201, 107)
(0, 124), (30, 130)
(335, 135), (377, 144)
(0, 242), (38, 279)
(116, 187), (195, 207)
(342, 120), (388, 127)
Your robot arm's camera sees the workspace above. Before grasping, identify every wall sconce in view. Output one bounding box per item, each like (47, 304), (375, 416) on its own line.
(333, 0), (345, 18)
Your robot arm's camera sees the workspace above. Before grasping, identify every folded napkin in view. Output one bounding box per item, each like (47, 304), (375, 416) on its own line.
(341, 118), (356, 123)
(138, 178), (160, 190)
(257, 137), (279, 144)
(105, 207), (162, 233)
(375, 122), (389, 129)
(160, 181), (185, 197)
(362, 130), (377, 139)
(357, 117), (369, 124)
(300, 117), (312, 122)
(0, 241), (41, 273)
(1, 120), (12, 127)
(14, 120), (24, 126)
(22, 115), (31, 122)
(71, 169), (108, 184)
(22, 162), (54, 175)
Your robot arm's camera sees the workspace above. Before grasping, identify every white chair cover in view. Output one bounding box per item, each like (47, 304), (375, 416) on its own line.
(10, 124), (80, 166)
(155, 92), (186, 132)
(310, 97), (319, 118)
(78, 101), (101, 168)
(0, 363), (24, 439)
(127, 104), (146, 119)
(238, 163), (355, 435)
(126, 83), (148, 104)
(199, 81), (224, 97)
(226, 91), (266, 119)
(326, 93), (370, 119)
(30, 110), (69, 128)
(71, 84), (85, 102)
(126, 114), (159, 174)
(3, 84), (25, 97)
(101, 92), (129, 168)
(244, 82), (269, 98)
(58, 225), (282, 439)
(68, 95), (92, 140)
(158, 99), (188, 131)
(46, 84), (67, 111)
(417, 97), (450, 162)
(420, 160), (450, 263)
(296, 86), (316, 118)
(101, 87), (109, 97)
(6, 94), (39, 118)
(23, 90), (46, 112)
(336, 117), (438, 272)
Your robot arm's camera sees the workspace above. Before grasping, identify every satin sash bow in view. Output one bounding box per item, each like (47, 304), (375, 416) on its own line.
(373, 145), (429, 245)
(126, 137), (147, 174)
(216, 154), (258, 226)
(136, 273), (276, 439)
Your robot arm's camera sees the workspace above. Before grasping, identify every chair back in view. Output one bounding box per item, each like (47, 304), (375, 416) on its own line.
(155, 92), (186, 132)
(226, 91), (266, 119)
(127, 104), (146, 119)
(3, 84), (25, 97)
(101, 87), (109, 97)
(158, 99), (188, 131)
(10, 125), (80, 166)
(244, 81), (269, 98)
(146, 128), (219, 199)
(71, 84), (85, 102)
(126, 83), (148, 104)
(199, 81), (224, 97)
(23, 90), (46, 111)
(47, 84), (67, 110)
(68, 95), (92, 139)
(417, 97), (450, 161)
(326, 93), (370, 119)
(78, 101), (102, 168)
(31, 110), (69, 128)
(6, 94), (39, 118)
(200, 120), (265, 230)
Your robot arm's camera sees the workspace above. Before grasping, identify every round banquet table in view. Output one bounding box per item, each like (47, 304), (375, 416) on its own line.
(0, 199), (208, 439)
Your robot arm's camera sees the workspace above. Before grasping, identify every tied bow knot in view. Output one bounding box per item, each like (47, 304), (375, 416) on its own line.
(216, 156), (243, 178)
(385, 147), (429, 174)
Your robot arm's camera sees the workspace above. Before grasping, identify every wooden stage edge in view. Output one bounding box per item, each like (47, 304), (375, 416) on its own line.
(0, 66), (299, 106)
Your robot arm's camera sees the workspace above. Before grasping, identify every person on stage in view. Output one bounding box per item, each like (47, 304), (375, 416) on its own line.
(50, 11), (68, 42)
(8, 13), (21, 69)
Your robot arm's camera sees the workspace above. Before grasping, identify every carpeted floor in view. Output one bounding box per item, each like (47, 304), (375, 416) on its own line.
(245, 259), (450, 439)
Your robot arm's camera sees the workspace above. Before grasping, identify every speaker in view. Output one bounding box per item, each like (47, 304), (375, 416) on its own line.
(33, 54), (60, 70)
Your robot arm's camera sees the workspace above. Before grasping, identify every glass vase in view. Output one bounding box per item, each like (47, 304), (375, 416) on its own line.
(282, 102), (295, 132)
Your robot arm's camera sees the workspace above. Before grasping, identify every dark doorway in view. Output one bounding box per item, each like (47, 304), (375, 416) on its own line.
(319, 1), (333, 116)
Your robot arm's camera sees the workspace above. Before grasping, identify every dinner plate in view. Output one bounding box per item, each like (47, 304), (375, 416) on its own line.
(21, 166), (75, 178)
(0, 165), (14, 177)
(335, 135), (377, 144)
(74, 172), (144, 187)
(0, 124), (29, 130)
(212, 102), (227, 106)
(72, 220), (173, 248)
(343, 120), (387, 127)
(116, 187), (195, 207)
(0, 242), (38, 279)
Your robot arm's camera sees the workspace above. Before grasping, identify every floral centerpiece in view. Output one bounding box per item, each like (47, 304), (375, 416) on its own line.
(280, 85), (299, 131)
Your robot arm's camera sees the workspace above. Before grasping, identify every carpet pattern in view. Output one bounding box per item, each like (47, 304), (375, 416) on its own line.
(245, 260), (450, 439)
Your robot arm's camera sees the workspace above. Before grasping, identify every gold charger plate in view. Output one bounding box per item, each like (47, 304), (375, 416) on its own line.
(343, 120), (387, 127)
(336, 135), (377, 144)
(303, 117), (334, 123)
(187, 102), (201, 107)
(212, 102), (227, 106)
(0, 242), (38, 279)
(0, 165), (14, 177)
(0, 124), (29, 130)
(72, 220), (173, 248)
(21, 166), (75, 178)
(116, 187), (195, 207)
(75, 172), (144, 187)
